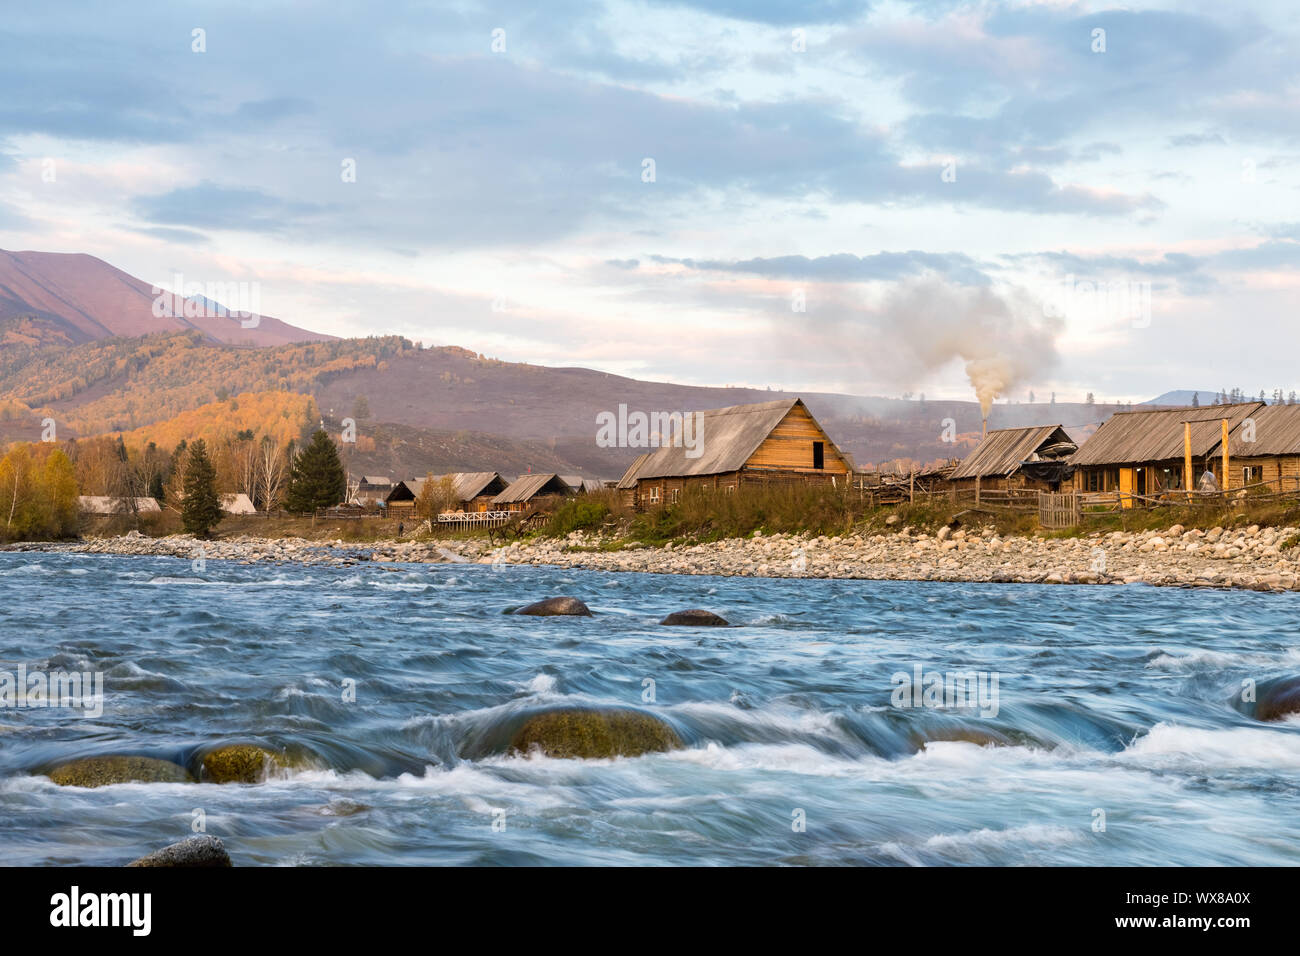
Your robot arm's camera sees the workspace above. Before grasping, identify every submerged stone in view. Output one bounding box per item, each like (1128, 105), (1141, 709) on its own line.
(127, 835), (231, 868)
(514, 596), (592, 617)
(660, 609), (730, 627)
(46, 755), (193, 788)
(509, 708), (682, 759)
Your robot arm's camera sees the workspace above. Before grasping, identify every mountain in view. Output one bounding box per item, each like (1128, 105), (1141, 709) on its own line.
(1144, 390), (1221, 406)
(0, 249), (331, 347)
(0, 250), (1143, 477)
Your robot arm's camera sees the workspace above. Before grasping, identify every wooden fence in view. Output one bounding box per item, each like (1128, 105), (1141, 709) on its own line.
(1038, 492), (1082, 529)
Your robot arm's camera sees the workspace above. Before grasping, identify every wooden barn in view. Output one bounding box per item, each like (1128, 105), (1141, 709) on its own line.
(492, 473), (576, 513)
(948, 425), (1078, 492)
(1070, 402), (1263, 497)
(1214, 404), (1300, 492)
(385, 472), (509, 514)
(615, 397), (852, 509)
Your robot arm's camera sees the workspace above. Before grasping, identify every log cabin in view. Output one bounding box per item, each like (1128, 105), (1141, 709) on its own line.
(615, 397), (852, 509)
(948, 425), (1078, 492)
(385, 472), (509, 514)
(1070, 402), (1263, 497)
(492, 473), (576, 513)
(1213, 403), (1300, 492)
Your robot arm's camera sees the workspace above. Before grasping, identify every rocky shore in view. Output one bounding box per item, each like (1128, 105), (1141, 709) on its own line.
(9, 520), (1300, 591)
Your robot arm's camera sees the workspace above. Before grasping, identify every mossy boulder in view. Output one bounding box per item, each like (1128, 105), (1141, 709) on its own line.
(514, 596), (592, 617)
(46, 755), (193, 788)
(127, 835), (231, 868)
(509, 708), (683, 759)
(1256, 676), (1300, 722)
(660, 609), (730, 626)
(198, 744), (298, 783)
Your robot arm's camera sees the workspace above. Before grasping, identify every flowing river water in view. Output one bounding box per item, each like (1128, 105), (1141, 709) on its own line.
(2, 550), (1298, 866)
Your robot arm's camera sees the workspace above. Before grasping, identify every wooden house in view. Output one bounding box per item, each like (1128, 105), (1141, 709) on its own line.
(1213, 404), (1300, 491)
(385, 472), (509, 514)
(1070, 402), (1263, 497)
(615, 397), (852, 509)
(352, 475), (393, 507)
(948, 425), (1077, 492)
(492, 473), (576, 513)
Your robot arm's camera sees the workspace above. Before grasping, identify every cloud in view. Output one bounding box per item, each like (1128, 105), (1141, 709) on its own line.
(650, 250), (992, 284)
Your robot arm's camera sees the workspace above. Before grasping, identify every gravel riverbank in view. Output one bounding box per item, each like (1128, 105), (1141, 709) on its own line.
(8, 521), (1300, 591)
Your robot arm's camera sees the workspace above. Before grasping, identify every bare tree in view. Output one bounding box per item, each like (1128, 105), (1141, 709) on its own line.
(255, 438), (289, 514)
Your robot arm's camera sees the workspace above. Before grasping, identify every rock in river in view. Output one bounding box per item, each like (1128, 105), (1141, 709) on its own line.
(660, 609), (730, 626)
(127, 835), (232, 868)
(509, 708), (682, 759)
(198, 744), (294, 784)
(46, 755), (194, 788)
(514, 596), (593, 617)
(1255, 676), (1300, 722)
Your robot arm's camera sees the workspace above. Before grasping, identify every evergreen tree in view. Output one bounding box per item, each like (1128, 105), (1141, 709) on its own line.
(284, 429), (347, 513)
(1192, 392), (1200, 407)
(181, 439), (223, 538)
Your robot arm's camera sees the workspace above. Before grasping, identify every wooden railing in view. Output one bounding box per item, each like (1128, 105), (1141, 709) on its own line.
(436, 510), (513, 528)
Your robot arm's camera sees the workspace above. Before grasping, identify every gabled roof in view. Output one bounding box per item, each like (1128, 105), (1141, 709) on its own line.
(77, 496), (161, 514)
(1072, 403), (1263, 466)
(219, 492), (257, 514)
(493, 473), (574, 504)
(1216, 404), (1300, 457)
(950, 425), (1073, 480)
(359, 475), (392, 486)
(388, 472), (507, 503)
(616, 453), (653, 490)
(617, 397), (846, 483)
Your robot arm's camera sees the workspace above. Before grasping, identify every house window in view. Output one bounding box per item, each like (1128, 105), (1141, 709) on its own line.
(669, 488), (679, 503)
(1243, 466), (1263, 485)
(647, 486), (660, 504)
(725, 484), (736, 494)
(813, 441), (824, 470)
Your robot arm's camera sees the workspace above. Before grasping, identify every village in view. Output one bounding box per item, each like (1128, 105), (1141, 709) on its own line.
(44, 392), (1300, 595)
(311, 394), (1300, 536)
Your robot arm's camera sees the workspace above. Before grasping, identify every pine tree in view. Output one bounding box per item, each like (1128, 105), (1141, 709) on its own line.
(284, 429), (347, 513)
(180, 439), (223, 538)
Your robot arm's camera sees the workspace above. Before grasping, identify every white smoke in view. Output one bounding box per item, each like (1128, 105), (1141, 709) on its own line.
(874, 278), (1063, 417)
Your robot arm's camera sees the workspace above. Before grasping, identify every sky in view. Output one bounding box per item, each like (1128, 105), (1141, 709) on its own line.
(1, 0), (1297, 406)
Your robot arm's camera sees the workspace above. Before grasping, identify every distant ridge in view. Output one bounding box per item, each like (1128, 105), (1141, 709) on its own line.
(1144, 390), (1221, 406)
(0, 249), (331, 347)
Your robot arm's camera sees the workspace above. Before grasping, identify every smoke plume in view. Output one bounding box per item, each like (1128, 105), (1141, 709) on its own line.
(874, 278), (1063, 417)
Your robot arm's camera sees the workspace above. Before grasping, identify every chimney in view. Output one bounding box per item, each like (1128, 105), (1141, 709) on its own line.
(982, 418), (988, 438)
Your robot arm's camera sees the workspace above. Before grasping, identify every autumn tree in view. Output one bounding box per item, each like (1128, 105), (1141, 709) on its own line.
(284, 429), (346, 513)
(180, 439), (223, 537)
(0, 443), (80, 540)
(414, 473), (458, 520)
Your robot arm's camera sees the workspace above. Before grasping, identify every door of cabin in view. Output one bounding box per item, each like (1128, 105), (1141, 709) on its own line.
(1118, 467), (1136, 509)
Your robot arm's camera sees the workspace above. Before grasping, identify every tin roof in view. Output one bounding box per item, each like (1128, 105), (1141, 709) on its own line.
(1071, 403), (1264, 466)
(949, 425), (1074, 480)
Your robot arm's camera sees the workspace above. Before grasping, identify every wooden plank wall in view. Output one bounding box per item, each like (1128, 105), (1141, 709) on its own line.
(746, 405), (850, 475)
